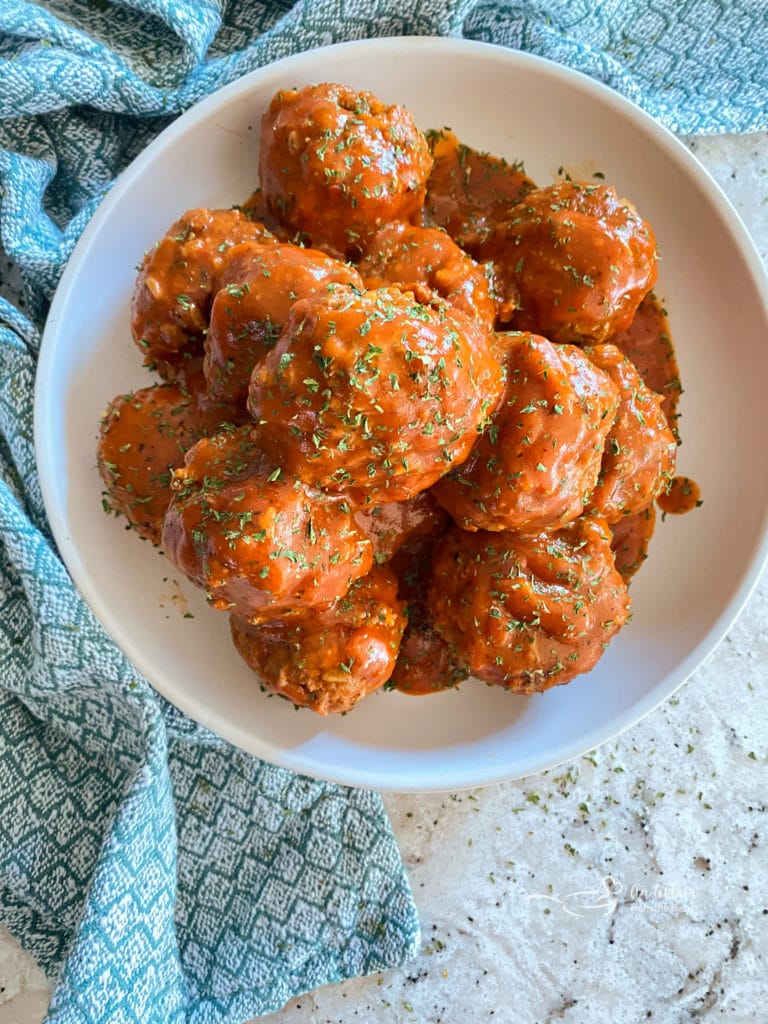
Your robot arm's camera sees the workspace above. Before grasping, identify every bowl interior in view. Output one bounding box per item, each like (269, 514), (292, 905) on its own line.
(36, 39), (768, 791)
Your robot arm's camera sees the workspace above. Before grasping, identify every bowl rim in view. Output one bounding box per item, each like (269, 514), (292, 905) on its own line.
(35, 36), (768, 791)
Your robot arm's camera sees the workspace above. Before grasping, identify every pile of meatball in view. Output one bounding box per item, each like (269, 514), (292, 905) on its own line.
(98, 82), (677, 715)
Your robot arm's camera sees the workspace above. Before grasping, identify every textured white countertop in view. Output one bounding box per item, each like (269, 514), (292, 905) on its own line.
(1, 132), (767, 1024)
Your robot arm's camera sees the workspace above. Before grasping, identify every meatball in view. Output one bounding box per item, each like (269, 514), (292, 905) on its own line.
(239, 189), (283, 233)
(353, 491), (448, 565)
(204, 241), (362, 405)
(481, 182), (657, 344)
(358, 222), (496, 331)
(162, 426), (372, 622)
(422, 128), (536, 253)
(433, 334), (620, 533)
(612, 294), (682, 427)
(248, 286), (504, 501)
(259, 83), (433, 258)
(132, 208), (273, 376)
(389, 623), (469, 696)
(585, 344), (677, 522)
(611, 505), (656, 582)
(97, 378), (241, 544)
(429, 518), (631, 693)
(230, 566), (406, 714)
(388, 531), (469, 696)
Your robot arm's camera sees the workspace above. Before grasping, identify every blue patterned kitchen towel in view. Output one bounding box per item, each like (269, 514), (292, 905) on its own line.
(0, 2), (765, 1023)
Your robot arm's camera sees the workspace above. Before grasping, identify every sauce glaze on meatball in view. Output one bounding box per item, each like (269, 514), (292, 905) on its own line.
(422, 128), (536, 253)
(388, 530), (469, 696)
(230, 566), (406, 714)
(358, 222), (497, 331)
(259, 83), (433, 258)
(433, 333), (620, 533)
(429, 517), (631, 693)
(162, 426), (372, 622)
(248, 286), (504, 501)
(612, 294), (682, 427)
(204, 241), (362, 405)
(585, 343), (677, 522)
(97, 378), (242, 544)
(481, 182), (657, 344)
(132, 208), (274, 376)
(611, 505), (656, 582)
(353, 490), (448, 565)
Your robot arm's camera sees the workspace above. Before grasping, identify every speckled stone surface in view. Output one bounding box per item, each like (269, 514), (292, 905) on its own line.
(1, 133), (767, 1024)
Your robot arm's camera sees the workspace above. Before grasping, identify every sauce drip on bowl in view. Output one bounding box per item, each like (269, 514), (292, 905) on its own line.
(657, 476), (703, 516)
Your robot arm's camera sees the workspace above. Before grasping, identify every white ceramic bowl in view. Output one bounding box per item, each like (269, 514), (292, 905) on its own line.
(36, 38), (768, 791)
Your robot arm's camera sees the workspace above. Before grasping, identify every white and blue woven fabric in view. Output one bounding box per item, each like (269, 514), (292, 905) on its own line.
(1, 2), (766, 1023)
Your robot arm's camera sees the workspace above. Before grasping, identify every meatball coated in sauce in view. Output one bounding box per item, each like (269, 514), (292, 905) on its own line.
(248, 286), (504, 501)
(358, 222), (497, 331)
(429, 517), (631, 693)
(390, 623), (469, 696)
(162, 426), (372, 623)
(422, 129), (536, 253)
(611, 505), (656, 582)
(433, 334), (620, 533)
(612, 294), (682, 427)
(230, 566), (406, 715)
(259, 83), (433, 259)
(97, 379), (242, 544)
(481, 182), (657, 344)
(132, 208), (274, 377)
(204, 241), (362, 405)
(353, 491), (448, 565)
(388, 531), (469, 696)
(585, 344), (677, 523)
